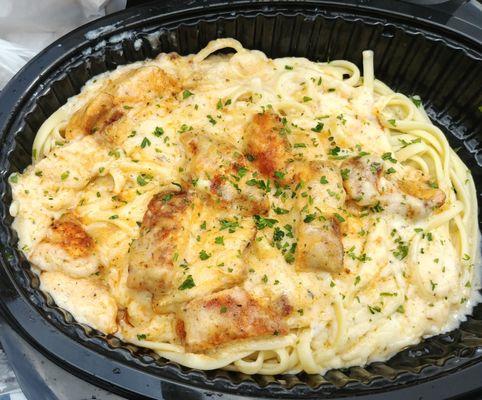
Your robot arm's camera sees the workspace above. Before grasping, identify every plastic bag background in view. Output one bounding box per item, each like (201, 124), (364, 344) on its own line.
(0, 0), (127, 89)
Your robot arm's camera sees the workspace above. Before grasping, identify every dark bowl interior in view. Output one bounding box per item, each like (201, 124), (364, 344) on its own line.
(0, 1), (481, 398)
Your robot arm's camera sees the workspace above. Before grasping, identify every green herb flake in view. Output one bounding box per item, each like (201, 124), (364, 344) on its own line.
(178, 275), (195, 290)
(182, 89), (193, 99)
(311, 122), (324, 132)
(334, 213), (345, 222)
(199, 250), (211, 260)
(253, 215), (278, 229)
(153, 127), (164, 137)
(140, 137), (151, 148)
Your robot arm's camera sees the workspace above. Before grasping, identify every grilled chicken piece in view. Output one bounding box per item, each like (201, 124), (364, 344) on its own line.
(40, 271), (117, 333)
(342, 156), (445, 219)
(341, 156), (383, 207)
(109, 66), (178, 103)
(31, 215), (99, 278)
(296, 216), (344, 273)
(397, 170), (446, 211)
(128, 191), (255, 310)
(127, 191), (191, 294)
(181, 133), (269, 215)
(65, 66), (179, 139)
(291, 161), (345, 273)
(65, 93), (120, 139)
(177, 286), (288, 352)
(245, 112), (291, 179)
(293, 160), (346, 212)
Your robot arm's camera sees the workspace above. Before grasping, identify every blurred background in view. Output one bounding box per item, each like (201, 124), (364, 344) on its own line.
(0, 0), (126, 88)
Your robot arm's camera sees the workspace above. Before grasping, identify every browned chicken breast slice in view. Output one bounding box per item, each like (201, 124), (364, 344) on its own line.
(177, 286), (288, 352)
(127, 191), (191, 294)
(291, 161), (345, 273)
(292, 160), (346, 212)
(128, 191), (256, 310)
(109, 65), (179, 103)
(398, 170), (446, 211)
(341, 155), (383, 207)
(244, 112), (291, 179)
(30, 215), (99, 278)
(41, 271), (117, 334)
(181, 132), (269, 215)
(65, 66), (179, 140)
(65, 93), (120, 139)
(296, 216), (344, 273)
(342, 155), (445, 218)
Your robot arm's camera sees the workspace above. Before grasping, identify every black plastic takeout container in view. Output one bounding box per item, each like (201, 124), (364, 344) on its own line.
(0, 1), (481, 399)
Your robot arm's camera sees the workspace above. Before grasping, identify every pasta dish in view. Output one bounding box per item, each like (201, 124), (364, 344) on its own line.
(9, 39), (480, 374)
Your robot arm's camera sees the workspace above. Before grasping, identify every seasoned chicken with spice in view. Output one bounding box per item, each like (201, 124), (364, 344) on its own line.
(177, 286), (288, 352)
(31, 215), (99, 278)
(181, 132), (269, 215)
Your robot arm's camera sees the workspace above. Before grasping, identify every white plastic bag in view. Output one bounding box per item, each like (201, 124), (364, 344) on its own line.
(0, 0), (126, 88)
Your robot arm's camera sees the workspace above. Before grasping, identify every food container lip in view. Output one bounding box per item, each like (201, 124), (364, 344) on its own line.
(0, 1), (481, 399)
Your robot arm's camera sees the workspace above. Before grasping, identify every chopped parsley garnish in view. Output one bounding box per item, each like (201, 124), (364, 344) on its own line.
(398, 137), (421, 148)
(262, 274), (268, 283)
(285, 65), (293, 70)
(328, 146), (348, 160)
(410, 96), (422, 108)
(109, 215), (119, 220)
(108, 149), (121, 158)
(311, 122), (324, 132)
(220, 306), (228, 313)
(273, 206), (289, 215)
(381, 152), (397, 163)
(303, 213), (316, 223)
(368, 305), (381, 314)
(178, 275), (195, 290)
(215, 236), (224, 245)
(216, 99), (223, 110)
(199, 250), (211, 260)
(273, 227), (285, 241)
(396, 305), (405, 313)
(341, 168), (350, 180)
(9, 174), (18, 183)
(136, 334), (147, 340)
(393, 238), (409, 260)
(60, 171), (70, 181)
(182, 89), (193, 99)
(388, 119), (397, 127)
(334, 213), (345, 222)
(385, 167), (396, 174)
(246, 178), (271, 192)
(302, 96), (312, 102)
(153, 127), (164, 137)
(178, 124), (193, 134)
(354, 276), (361, 285)
(140, 137), (151, 148)
(219, 218), (240, 233)
(294, 143), (307, 148)
(136, 174), (153, 186)
(162, 193), (173, 202)
(319, 176), (328, 184)
(253, 215), (278, 229)
(207, 115), (217, 125)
